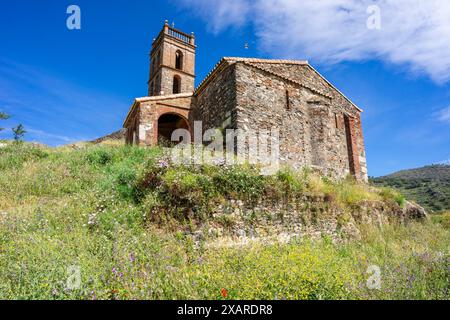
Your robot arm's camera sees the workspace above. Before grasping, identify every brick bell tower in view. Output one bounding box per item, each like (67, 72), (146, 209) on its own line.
(148, 21), (196, 96)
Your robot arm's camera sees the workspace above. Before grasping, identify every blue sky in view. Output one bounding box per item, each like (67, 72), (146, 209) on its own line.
(0, 0), (449, 177)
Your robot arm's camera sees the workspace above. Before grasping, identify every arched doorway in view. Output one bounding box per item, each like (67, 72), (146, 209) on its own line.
(157, 113), (190, 146)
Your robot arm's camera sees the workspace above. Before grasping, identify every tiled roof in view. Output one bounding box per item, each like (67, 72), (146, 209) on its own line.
(194, 57), (362, 112)
(242, 61), (332, 99)
(223, 57), (309, 65)
(135, 92), (193, 102)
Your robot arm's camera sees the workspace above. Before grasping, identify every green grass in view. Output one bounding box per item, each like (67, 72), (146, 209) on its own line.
(0, 141), (448, 300)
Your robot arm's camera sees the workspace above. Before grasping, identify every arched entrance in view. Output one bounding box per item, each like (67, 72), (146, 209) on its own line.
(157, 113), (190, 146)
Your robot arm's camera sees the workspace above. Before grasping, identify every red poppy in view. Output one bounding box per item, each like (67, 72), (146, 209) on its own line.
(221, 288), (228, 298)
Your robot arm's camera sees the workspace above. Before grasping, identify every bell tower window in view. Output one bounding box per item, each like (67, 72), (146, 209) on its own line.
(173, 75), (181, 94)
(175, 51), (183, 70)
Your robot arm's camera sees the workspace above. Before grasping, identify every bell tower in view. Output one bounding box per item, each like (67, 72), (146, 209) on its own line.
(148, 21), (196, 96)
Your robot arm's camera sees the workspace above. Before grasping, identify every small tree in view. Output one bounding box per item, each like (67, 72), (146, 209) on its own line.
(0, 111), (10, 132)
(12, 124), (26, 142)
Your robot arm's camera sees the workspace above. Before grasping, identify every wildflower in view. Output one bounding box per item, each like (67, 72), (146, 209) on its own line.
(52, 288), (58, 296)
(407, 275), (416, 288)
(130, 253), (135, 263)
(221, 288), (228, 298)
(158, 159), (169, 168)
(87, 213), (97, 226)
(213, 158), (226, 167)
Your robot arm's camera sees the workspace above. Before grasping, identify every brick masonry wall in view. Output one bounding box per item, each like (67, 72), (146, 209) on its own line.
(125, 95), (193, 145)
(160, 68), (195, 95)
(160, 38), (195, 76)
(149, 35), (196, 96)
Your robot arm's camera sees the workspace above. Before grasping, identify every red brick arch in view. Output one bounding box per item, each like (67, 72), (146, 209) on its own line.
(150, 106), (192, 145)
(157, 112), (190, 145)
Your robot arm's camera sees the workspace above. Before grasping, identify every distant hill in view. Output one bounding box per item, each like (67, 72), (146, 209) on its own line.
(91, 128), (127, 144)
(371, 165), (450, 213)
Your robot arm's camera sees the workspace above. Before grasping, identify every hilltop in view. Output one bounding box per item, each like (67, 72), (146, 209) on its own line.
(371, 165), (450, 212)
(0, 141), (448, 300)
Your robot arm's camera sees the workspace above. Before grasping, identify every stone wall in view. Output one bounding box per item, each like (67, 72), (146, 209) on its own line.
(193, 62), (238, 135)
(246, 62), (368, 181)
(234, 62), (365, 180)
(191, 198), (427, 246)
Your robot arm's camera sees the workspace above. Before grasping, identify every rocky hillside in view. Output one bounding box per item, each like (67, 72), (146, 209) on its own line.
(91, 129), (127, 144)
(371, 165), (450, 212)
(0, 140), (448, 300)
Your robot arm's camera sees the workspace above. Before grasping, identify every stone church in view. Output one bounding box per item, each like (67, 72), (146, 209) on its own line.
(123, 22), (368, 181)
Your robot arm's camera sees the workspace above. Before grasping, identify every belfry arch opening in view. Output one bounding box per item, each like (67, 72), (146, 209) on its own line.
(175, 50), (183, 70)
(157, 113), (190, 146)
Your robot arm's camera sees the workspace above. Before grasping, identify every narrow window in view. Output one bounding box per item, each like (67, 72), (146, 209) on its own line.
(173, 75), (181, 94)
(285, 90), (290, 110)
(335, 113), (339, 129)
(175, 50), (183, 70)
(344, 114), (357, 176)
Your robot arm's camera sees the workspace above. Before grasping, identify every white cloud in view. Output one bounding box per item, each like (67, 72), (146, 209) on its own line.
(179, 0), (251, 34)
(181, 0), (450, 83)
(26, 128), (87, 144)
(436, 106), (450, 123)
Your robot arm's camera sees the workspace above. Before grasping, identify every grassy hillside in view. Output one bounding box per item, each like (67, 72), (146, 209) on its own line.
(371, 165), (450, 213)
(0, 141), (448, 300)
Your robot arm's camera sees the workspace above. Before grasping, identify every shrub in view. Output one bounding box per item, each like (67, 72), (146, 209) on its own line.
(86, 148), (113, 165)
(379, 187), (406, 207)
(276, 167), (306, 194)
(213, 165), (266, 201)
(327, 177), (381, 208)
(0, 143), (49, 170)
(114, 165), (137, 200)
(432, 211), (450, 229)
